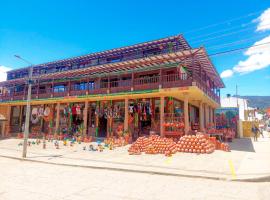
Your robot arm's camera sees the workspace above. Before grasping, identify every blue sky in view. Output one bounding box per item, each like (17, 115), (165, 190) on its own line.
(0, 0), (270, 97)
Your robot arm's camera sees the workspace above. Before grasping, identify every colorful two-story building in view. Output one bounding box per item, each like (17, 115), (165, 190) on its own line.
(0, 34), (224, 139)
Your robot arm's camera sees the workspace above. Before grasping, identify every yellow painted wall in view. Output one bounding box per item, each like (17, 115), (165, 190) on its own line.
(0, 106), (8, 119)
(242, 121), (259, 137)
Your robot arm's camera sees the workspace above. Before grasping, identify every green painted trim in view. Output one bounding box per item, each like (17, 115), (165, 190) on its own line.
(0, 89), (159, 104)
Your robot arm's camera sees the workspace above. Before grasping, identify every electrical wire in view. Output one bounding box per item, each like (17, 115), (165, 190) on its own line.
(188, 21), (256, 41)
(208, 41), (270, 57)
(190, 23), (270, 44)
(183, 9), (264, 35)
(206, 34), (269, 51)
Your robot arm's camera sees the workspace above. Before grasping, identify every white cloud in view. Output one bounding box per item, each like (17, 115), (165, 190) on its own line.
(221, 8), (270, 79)
(0, 66), (12, 82)
(220, 69), (234, 78)
(233, 35), (270, 74)
(256, 8), (270, 32)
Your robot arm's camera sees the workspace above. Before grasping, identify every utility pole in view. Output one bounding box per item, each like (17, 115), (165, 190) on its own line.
(14, 55), (33, 158)
(236, 84), (239, 108)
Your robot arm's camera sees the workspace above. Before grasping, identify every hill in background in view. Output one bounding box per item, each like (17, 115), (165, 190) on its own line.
(233, 96), (270, 109)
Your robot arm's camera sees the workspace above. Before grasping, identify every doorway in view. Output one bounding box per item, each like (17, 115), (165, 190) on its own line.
(99, 116), (107, 137)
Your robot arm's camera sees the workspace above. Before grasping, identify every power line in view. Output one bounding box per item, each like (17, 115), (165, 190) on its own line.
(190, 22), (270, 44)
(206, 34), (269, 51)
(183, 9), (264, 35)
(188, 21), (255, 41)
(209, 41), (270, 57)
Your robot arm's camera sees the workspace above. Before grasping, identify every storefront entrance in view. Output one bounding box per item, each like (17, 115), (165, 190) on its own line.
(140, 117), (151, 136)
(99, 116), (107, 137)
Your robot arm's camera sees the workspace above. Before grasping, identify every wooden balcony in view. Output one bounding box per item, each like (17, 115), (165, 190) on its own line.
(0, 73), (220, 103)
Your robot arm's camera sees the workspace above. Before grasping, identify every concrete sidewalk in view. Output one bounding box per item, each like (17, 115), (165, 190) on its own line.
(0, 133), (270, 182)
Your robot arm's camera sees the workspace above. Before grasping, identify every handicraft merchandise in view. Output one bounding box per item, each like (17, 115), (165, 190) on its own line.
(31, 107), (45, 124)
(128, 133), (230, 156)
(128, 100), (153, 128)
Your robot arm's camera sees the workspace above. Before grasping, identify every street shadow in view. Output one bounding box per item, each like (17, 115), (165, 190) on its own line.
(229, 138), (255, 152)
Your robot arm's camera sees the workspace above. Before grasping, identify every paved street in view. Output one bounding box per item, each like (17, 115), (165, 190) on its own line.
(1, 133), (270, 180)
(0, 157), (270, 200)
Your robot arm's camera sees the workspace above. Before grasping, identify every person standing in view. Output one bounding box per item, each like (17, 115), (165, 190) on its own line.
(251, 124), (258, 142)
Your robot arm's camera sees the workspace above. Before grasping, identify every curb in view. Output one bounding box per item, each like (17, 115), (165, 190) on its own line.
(1, 154), (270, 182)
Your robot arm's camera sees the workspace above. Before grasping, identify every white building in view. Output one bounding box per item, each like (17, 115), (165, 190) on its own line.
(220, 97), (248, 120)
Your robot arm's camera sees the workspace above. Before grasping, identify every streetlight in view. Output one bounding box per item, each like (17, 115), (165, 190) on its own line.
(14, 55), (33, 158)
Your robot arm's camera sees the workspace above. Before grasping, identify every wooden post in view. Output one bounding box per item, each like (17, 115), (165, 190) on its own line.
(55, 102), (60, 136)
(184, 94), (189, 134)
(131, 72), (134, 91)
(209, 106), (212, 125)
(68, 79), (71, 96)
(1, 121), (5, 138)
(86, 77), (89, 95)
(124, 98), (129, 131)
(107, 76), (110, 94)
(19, 105), (23, 132)
(37, 79), (40, 98)
(12, 84), (15, 99)
(83, 101), (88, 136)
(160, 96), (165, 137)
(6, 105), (12, 137)
(51, 79), (54, 98)
(205, 104), (209, 129)
(23, 85), (26, 100)
(159, 68), (162, 88)
(213, 108), (216, 127)
(40, 104), (45, 134)
(199, 101), (204, 131)
(98, 77), (101, 89)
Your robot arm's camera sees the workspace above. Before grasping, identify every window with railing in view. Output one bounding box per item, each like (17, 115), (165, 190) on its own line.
(53, 85), (66, 93)
(89, 81), (95, 90)
(74, 82), (87, 90)
(15, 85), (24, 92)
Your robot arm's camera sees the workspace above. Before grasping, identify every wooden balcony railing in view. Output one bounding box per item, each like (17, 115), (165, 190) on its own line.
(0, 73), (220, 103)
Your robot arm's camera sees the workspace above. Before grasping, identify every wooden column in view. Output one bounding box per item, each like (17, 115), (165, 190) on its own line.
(23, 85), (26, 100)
(83, 101), (89, 136)
(55, 102), (60, 136)
(107, 76), (110, 94)
(86, 77), (89, 95)
(98, 77), (101, 89)
(131, 72), (134, 91)
(40, 104), (45, 134)
(160, 96), (165, 137)
(184, 94), (189, 134)
(37, 80), (40, 98)
(159, 69), (162, 89)
(51, 79), (54, 98)
(124, 98), (129, 131)
(68, 79), (71, 96)
(213, 108), (216, 127)
(6, 105), (12, 137)
(1, 121), (5, 138)
(209, 106), (213, 125)
(205, 104), (209, 128)
(12, 84), (15, 99)
(199, 101), (204, 131)
(19, 105), (23, 132)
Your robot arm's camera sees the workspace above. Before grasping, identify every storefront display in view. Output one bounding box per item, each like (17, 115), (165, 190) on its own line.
(128, 132), (230, 156)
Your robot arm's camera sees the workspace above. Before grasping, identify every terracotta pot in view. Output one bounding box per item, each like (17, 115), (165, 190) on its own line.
(124, 134), (130, 144)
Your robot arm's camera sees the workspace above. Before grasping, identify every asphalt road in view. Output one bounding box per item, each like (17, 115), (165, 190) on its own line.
(0, 157), (269, 200)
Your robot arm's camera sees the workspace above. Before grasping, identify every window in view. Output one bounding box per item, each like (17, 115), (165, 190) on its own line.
(54, 85), (66, 93)
(107, 56), (122, 63)
(89, 81), (95, 90)
(15, 86), (24, 93)
(74, 82), (87, 90)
